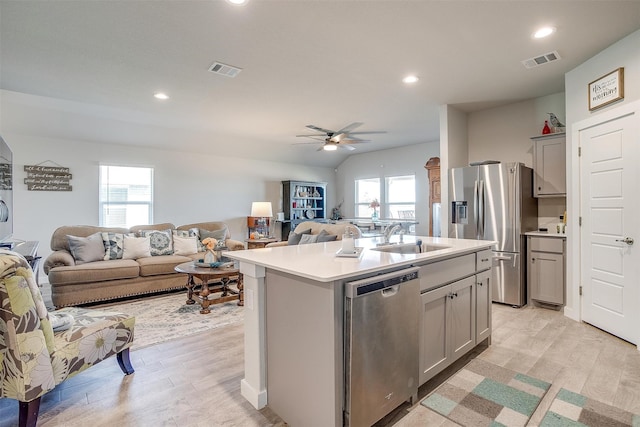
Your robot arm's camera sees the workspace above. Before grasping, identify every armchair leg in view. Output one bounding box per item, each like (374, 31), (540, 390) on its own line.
(19, 397), (41, 427)
(116, 348), (135, 375)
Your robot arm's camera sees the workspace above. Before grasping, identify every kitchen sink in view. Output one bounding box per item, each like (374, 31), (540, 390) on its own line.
(371, 242), (451, 254)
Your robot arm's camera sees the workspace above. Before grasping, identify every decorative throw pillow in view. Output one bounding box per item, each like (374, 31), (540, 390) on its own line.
(139, 229), (174, 256)
(287, 228), (312, 245)
(172, 229), (190, 238)
(188, 228), (206, 252)
(316, 229), (338, 242)
(102, 232), (132, 260)
(199, 227), (228, 244)
(173, 235), (198, 255)
(298, 234), (319, 245)
(122, 235), (151, 259)
(67, 232), (105, 264)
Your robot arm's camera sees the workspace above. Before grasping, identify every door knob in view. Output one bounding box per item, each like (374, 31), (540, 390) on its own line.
(615, 237), (634, 245)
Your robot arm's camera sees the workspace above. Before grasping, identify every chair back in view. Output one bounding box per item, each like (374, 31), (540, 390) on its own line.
(0, 250), (56, 402)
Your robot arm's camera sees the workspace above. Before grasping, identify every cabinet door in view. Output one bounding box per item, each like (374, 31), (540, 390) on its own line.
(450, 276), (476, 362)
(419, 285), (450, 385)
(530, 251), (565, 305)
(534, 137), (566, 196)
(475, 270), (491, 343)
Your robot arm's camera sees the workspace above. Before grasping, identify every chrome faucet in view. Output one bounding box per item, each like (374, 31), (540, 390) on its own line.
(383, 223), (402, 244)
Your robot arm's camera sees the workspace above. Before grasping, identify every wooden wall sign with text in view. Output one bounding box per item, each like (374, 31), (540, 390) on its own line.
(24, 165), (73, 191)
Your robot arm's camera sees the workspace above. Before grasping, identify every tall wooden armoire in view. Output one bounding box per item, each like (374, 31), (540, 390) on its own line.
(424, 157), (440, 236)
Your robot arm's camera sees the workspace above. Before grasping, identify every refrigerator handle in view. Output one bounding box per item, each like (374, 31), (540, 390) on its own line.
(478, 180), (485, 239)
(474, 180), (480, 239)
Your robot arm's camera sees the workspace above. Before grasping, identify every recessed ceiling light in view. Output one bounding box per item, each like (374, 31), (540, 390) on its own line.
(153, 92), (169, 100)
(533, 26), (556, 39)
(226, 0), (248, 5)
(402, 75), (419, 84)
(323, 144), (338, 151)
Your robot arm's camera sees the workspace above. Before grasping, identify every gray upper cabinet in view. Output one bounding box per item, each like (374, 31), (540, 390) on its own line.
(531, 133), (566, 197)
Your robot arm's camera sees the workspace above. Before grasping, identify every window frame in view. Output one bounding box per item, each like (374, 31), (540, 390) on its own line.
(99, 164), (154, 228)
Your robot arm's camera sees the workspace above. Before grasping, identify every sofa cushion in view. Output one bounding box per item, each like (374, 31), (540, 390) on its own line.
(123, 235), (151, 259)
(139, 229), (174, 256)
(173, 235), (198, 255)
(48, 259), (140, 285)
(67, 232), (106, 264)
(136, 255), (193, 276)
(200, 227), (227, 244)
(51, 226), (129, 252)
(287, 228), (312, 245)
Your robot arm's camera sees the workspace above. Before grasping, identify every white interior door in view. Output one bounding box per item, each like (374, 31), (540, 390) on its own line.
(580, 105), (639, 345)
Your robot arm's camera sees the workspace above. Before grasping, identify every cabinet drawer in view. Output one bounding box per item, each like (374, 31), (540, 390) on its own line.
(419, 254), (475, 292)
(476, 249), (492, 271)
(529, 236), (564, 253)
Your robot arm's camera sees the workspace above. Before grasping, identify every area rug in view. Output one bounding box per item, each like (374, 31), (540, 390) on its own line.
(421, 358), (551, 427)
(93, 291), (244, 350)
(539, 388), (640, 426)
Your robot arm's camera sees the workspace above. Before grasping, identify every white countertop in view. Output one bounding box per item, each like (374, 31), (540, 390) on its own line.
(525, 231), (566, 238)
(225, 235), (495, 282)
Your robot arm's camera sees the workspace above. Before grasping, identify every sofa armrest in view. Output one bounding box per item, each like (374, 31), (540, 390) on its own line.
(43, 250), (76, 274)
(225, 239), (245, 251)
(265, 241), (288, 248)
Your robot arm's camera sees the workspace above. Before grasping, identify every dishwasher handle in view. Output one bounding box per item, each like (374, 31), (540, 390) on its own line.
(345, 267), (420, 299)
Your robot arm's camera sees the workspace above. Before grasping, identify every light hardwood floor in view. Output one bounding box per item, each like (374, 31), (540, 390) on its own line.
(2, 292), (639, 426)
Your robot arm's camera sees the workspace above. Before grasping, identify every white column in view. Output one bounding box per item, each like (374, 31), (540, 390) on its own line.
(239, 261), (268, 409)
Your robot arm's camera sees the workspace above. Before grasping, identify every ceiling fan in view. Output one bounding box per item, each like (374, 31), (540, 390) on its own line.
(295, 122), (386, 151)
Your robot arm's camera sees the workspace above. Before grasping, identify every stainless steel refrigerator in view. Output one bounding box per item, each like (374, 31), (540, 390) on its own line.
(449, 162), (538, 306)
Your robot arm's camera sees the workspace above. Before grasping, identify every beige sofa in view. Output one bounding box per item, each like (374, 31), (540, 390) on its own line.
(266, 221), (362, 248)
(43, 222), (243, 308)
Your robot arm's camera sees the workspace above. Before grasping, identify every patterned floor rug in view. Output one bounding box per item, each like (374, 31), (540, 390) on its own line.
(92, 290), (244, 350)
(540, 388), (640, 426)
(421, 358), (551, 427)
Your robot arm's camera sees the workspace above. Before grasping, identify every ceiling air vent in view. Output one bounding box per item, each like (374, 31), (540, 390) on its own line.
(208, 61), (242, 78)
(521, 51), (561, 69)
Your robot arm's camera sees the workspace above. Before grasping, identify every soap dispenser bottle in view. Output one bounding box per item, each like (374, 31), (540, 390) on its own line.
(557, 216), (564, 234)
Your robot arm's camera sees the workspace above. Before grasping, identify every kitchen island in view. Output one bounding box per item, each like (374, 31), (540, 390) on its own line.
(225, 235), (495, 427)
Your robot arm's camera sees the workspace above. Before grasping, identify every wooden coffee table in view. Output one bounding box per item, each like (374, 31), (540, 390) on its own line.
(174, 262), (244, 314)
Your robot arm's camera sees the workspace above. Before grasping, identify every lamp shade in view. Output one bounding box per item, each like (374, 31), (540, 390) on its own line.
(251, 202), (273, 217)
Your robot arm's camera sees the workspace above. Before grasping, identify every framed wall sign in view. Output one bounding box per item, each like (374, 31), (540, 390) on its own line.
(588, 67), (624, 111)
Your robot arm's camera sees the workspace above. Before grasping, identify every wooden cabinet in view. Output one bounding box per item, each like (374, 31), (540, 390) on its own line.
(424, 157), (440, 236)
(531, 133), (566, 197)
(282, 180), (327, 236)
(527, 235), (565, 306)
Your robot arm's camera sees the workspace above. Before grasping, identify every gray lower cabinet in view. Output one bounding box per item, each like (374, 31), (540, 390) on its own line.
(419, 249), (493, 386)
(419, 275), (476, 385)
(475, 270), (491, 342)
(528, 236), (565, 305)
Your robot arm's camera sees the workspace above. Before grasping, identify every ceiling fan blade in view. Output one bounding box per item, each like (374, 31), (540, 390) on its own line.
(339, 144), (357, 151)
(305, 124), (334, 134)
(347, 131), (387, 135)
(292, 140), (323, 145)
(340, 138), (371, 144)
(335, 122), (363, 134)
(296, 133), (327, 137)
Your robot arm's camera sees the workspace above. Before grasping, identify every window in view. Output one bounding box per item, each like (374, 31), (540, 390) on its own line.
(385, 175), (415, 219)
(99, 165), (153, 228)
(355, 178), (380, 217)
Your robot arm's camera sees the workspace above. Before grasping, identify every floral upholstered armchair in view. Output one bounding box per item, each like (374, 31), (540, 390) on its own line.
(0, 250), (136, 427)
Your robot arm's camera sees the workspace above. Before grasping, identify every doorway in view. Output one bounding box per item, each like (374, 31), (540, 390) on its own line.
(578, 101), (639, 346)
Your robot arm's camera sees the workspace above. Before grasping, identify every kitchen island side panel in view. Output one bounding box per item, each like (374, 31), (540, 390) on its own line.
(265, 269), (344, 427)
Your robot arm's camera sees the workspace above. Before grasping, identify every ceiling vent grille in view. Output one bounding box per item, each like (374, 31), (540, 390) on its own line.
(521, 51), (561, 69)
(208, 62), (242, 78)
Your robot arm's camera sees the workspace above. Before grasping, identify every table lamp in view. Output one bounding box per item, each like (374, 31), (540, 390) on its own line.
(250, 202), (273, 238)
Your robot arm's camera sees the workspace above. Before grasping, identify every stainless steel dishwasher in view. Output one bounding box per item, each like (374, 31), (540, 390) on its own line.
(344, 267), (420, 427)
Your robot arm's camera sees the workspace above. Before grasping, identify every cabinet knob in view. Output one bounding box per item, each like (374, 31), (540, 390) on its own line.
(477, 282), (483, 286)
(538, 186), (542, 190)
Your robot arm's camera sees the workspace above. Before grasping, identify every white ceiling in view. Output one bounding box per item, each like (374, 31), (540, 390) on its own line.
(1, 1), (639, 168)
